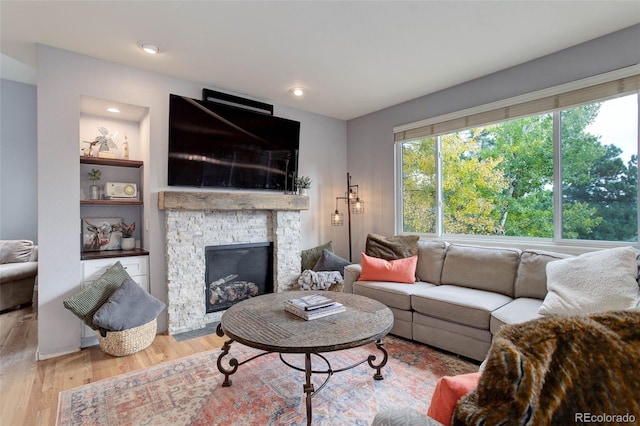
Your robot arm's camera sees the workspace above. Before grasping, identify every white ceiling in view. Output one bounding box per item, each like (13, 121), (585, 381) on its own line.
(1, 1), (639, 120)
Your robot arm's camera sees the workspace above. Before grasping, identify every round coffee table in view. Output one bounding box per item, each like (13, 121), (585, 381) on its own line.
(216, 291), (394, 425)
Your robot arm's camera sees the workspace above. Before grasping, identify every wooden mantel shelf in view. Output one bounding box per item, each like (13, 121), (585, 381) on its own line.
(158, 191), (309, 211)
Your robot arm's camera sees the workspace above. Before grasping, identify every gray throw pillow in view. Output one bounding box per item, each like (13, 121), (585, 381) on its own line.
(365, 234), (419, 261)
(301, 241), (334, 271)
(312, 249), (351, 277)
(93, 277), (166, 331)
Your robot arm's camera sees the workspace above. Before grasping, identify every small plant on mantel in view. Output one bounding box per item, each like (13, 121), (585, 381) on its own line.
(295, 176), (311, 196)
(295, 176), (311, 189)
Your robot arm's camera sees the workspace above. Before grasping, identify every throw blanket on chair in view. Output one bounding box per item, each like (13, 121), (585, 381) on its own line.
(453, 310), (640, 425)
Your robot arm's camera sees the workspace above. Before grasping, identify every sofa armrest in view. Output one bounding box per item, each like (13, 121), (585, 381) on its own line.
(343, 263), (362, 293)
(29, 245), (38, 262)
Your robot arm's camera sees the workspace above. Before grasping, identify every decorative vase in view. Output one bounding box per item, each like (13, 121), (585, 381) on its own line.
(121, 237), (135, 250)
(299, 188), (308, 196)
(89, 184), (100, 200)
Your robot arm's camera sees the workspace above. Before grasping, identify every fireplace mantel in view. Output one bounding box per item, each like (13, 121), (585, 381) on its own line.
(158, 191), (309, 211)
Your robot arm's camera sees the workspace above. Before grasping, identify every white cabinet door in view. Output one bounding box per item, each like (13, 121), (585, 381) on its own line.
(80, 255), (149, 347)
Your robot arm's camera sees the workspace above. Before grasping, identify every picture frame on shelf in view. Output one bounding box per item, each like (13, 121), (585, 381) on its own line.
(82, 217), (123, 252)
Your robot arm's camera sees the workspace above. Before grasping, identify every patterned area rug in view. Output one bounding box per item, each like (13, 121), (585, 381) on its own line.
(56, 336), (478, 425)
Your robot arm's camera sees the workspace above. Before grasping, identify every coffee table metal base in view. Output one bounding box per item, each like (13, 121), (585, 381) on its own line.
(215, 324), (388, 425)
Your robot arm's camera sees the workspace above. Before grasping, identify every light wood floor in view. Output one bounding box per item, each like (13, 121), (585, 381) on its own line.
(0, 301), (227, 426)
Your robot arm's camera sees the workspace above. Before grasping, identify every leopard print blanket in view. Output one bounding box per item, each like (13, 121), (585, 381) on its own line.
(453, 310), (640, 426)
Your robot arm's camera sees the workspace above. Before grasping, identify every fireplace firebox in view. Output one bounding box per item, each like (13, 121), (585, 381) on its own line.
(205, 242), (274, 313)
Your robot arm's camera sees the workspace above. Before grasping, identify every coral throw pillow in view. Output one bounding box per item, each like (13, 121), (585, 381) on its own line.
(427, 372), (481, 425)
(358, 252), (418, 284)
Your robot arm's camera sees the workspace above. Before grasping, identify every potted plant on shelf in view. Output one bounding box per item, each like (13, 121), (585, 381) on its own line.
(88, 168), (101, 200)
(120, 221), (136, 250)
(295, 176), (311, 196)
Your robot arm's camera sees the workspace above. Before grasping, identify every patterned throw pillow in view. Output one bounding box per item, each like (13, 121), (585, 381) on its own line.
(365, 234), (419, 261)
(63, 262), (131, 329)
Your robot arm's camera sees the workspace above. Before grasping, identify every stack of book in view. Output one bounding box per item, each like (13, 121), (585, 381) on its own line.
(284, 294), (345, 320)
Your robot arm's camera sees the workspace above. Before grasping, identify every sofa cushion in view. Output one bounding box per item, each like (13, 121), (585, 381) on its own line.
(539, 246), (640, 316)
(490, 297), (544, 334)
(93, 277), (166, 331)
(514, 249), (572, 299)
(359, 253), (418, 284)
(413, 313), (492, 361)
(301, 241), (333, 272)
(412, 285), (512, 330)
(0, 240), (34, 264)
(365, 234), (419, 260)
(63, 262), (131, 329)
(353, 280), (435, 311)
(312, 249), (350, 277)
(440, 244), (520, 297)
(415, 239), (448, 285)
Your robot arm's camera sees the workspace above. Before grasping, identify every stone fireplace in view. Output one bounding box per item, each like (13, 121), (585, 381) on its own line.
(159, 191), (309, 335)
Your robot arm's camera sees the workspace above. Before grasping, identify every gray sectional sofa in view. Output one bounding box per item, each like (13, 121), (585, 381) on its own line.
(343, 240), (571, 361)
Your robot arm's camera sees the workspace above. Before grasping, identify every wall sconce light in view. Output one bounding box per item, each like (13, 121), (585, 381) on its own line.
(330, 172), (364, 261)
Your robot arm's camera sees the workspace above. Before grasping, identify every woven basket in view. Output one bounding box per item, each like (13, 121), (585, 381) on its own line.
(97, 318), (157, 356)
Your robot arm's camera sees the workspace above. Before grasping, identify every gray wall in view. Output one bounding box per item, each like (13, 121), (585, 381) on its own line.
(0, 79), (37, 243)
(346, 24), (640, 254)
(36, 46), (346, 358)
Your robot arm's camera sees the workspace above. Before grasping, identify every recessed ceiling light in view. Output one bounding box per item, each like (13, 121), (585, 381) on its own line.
(290, 87), (306, 97)
(107, 107), (120, 113)
(137, 40), (162, 55)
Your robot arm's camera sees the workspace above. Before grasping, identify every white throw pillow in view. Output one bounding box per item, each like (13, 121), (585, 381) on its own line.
(539, 246), (640, 316)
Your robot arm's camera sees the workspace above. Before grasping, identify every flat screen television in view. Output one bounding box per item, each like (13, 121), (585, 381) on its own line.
(168, 94), (300, 191)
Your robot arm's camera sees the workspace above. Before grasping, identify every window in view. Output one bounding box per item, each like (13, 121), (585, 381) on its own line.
(397, 74), (639, 244)
(561, 96), (638, 241)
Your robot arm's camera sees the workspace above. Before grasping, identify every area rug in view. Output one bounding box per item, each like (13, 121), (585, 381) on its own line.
(56, 336), (478, 425)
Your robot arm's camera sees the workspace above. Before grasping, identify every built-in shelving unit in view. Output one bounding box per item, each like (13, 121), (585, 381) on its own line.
(77, 97), (152, 348)
(80, 156), (147, 260)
